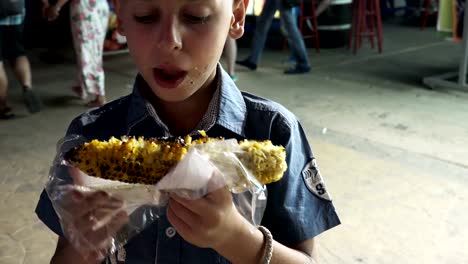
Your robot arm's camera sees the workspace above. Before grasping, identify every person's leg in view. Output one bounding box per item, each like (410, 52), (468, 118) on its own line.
(0, 63), (14, 118)
(224, 37), (238, 81)
(281, 7), (299, 65)
(12, 56), (32, 89)
(0, 26), (7, 111)
(79, 0), (109, 107)
(0, 26), (15, 119)
(70, 3), (88, 100)
(9, 24), (42, 113)
(87, 0), (110, 106)
(0, 62), (8, 110)
(237, 0), (280, 69)
(280, 7), (311, 73)
(11, 55), (43, 113)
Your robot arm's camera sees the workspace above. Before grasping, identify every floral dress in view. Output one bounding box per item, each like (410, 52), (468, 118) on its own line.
(70, 0), (109, 97)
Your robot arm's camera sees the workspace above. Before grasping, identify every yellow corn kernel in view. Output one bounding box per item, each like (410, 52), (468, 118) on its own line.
(66, 135), (287, 185)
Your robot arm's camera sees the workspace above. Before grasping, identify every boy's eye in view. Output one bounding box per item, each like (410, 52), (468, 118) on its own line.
(183, 14), (209, 24)
(134, 15), (157, 24)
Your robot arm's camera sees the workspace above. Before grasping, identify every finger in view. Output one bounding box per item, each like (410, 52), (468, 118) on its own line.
(72, 190), (123, 218)
(97, 247), (112, 261)
(89, 249), (108, 262)
(205, 170), (227, 194)
(80, 244), (111, 262)
(73, 206), (124, 233)
(170, 194), (206, 215)
(168, 198), (199, 228)
(85, 191), (124, 211)
(85, 210), (128, 248)
(167, 205), (192, 240)
(59, 187), (86, 210)
(67, 191), (124, 232)
(204, 186), (232, 204)
(97, 248), (109, 260)
(171, 187), (231, 214)
(69, 166), (86, 185)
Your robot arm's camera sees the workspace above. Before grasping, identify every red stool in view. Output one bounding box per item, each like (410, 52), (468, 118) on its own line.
(299, 0), (320, 52)
(421, 0), (438, 30)
(282, 0), (320, 53)
(348, 0), (383, 54)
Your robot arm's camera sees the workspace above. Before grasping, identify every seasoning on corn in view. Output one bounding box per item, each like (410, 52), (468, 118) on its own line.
(65, 132), (287, 185)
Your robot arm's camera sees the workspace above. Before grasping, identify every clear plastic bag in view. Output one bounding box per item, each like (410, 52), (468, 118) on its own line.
(45, 135), (268, 261)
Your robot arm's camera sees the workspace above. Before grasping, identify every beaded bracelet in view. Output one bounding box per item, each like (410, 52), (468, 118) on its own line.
(258, 226), (273, 264)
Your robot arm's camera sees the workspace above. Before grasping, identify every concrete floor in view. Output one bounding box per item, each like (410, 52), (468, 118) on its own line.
(1, 21), (467, 264)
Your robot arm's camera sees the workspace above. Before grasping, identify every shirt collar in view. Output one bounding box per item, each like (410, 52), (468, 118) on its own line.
(126, 76), (151, 134)
(216, 65), (247, 136)
(126, 64), (247, 137)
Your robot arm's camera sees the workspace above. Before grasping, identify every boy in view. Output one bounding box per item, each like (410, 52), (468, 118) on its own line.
(35, 0), (340, 263)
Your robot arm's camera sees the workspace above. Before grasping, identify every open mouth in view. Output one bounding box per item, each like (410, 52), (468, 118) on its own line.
(153, 68), (188, 89)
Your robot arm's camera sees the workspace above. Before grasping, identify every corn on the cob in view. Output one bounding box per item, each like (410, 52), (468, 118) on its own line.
(65, 134), (287, 185)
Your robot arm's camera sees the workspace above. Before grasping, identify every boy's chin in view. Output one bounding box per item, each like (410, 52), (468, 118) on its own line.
(152, 88), (195, 103)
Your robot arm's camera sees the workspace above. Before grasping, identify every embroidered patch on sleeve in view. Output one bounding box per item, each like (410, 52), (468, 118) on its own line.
(302, 159), (332, 201)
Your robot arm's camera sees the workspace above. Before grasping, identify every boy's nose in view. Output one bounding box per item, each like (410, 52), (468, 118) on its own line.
(157, 17), (182, 52)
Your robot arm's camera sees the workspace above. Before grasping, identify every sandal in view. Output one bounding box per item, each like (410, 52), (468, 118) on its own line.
(229, 74), (238, 82)
(86, 98), (106, 108)
(0, 107), (15, 120)
(23, 89), (43, 113)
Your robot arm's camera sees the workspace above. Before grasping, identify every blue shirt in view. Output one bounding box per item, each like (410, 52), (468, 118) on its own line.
(35, 66), (340, 263)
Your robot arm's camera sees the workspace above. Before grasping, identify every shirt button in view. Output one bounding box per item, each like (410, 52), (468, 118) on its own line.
(166, 227), (177, 238)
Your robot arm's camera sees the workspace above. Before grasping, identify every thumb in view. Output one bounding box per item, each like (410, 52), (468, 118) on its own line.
(206, 169), (226, 193)
(205, 170), (230, 202)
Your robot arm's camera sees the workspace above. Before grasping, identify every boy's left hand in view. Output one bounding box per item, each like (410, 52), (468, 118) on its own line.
(167, 187), (248, 249)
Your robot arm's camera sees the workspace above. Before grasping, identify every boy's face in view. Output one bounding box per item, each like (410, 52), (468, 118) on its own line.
(115, 0), (248, 103)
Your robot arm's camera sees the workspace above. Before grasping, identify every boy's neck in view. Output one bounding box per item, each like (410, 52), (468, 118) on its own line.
(146, 71), (218, 136)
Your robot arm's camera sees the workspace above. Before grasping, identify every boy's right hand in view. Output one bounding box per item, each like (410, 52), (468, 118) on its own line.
(60, 188), (128, 261)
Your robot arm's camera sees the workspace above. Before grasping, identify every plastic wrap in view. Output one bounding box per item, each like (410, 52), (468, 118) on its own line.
(45, 135), (268, 261)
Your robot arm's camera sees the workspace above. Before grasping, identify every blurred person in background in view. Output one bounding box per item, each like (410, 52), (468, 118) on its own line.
(223, 37), (238, 82)
(43, 0), (109, 107)
(283, 0), (331, 66)
(0, 0), (43, 119)
(237, 0), (311, 74)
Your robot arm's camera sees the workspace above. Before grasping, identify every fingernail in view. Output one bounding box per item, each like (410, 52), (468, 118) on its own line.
(118, 210), (127, 216)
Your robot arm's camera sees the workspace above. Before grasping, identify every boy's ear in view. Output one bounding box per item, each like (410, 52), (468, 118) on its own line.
(114, 0), (126, 36)
(229, 0), (249, 39)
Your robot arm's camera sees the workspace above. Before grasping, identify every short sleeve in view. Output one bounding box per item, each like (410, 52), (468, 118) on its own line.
(262, 118), (340, 245)
(35, 117), (84, 237)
